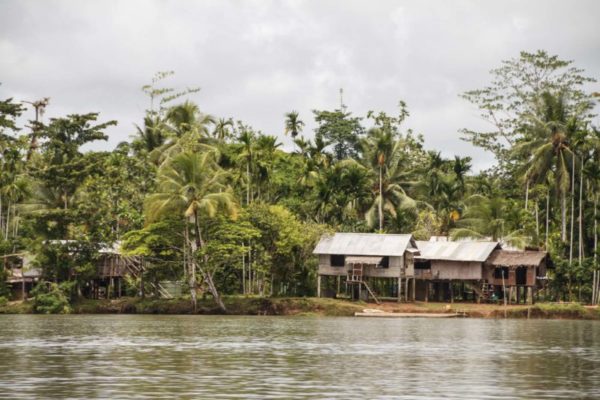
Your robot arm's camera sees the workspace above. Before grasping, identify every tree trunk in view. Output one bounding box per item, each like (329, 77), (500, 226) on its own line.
(546, 190), (550, 249)
(568, 156), (575, 300)
(378, 164), (383, 231)
(561, 190), (567, 242)
(242, 242), (246, 295)
(594, 194), (598, 304)
(579, 163), (583, 265)
(4, 200), (10, 239)
(246, 161), (251, 205)
(525, 180), (529, 211)
(185, 218), (197, 310)
(193, 209), (226, 312)
(0, 195), (3, 238)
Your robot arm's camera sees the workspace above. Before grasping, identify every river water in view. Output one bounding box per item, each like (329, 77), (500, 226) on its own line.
(0, 315), (599, 399)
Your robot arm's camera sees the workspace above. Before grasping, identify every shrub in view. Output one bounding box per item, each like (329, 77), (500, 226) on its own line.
(0, 296), (7, 307)
(31, 282), (72, 314)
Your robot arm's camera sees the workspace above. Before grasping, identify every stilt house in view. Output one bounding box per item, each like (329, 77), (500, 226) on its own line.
(484, 249), (551, 304)
(414, 240), (500, 302)
(314, 233), (418, 302)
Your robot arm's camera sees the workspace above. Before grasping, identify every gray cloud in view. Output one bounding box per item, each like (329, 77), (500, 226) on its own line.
(1, 0), (599, 170)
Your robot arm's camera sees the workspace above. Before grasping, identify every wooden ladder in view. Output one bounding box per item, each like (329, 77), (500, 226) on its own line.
(347, 264), (380, 304)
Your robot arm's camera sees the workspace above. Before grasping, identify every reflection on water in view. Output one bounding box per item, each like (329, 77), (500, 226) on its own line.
(0, 315), (599, 399)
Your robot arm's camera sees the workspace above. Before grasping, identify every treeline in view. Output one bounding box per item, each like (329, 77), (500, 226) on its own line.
(0, 51), (599, 310)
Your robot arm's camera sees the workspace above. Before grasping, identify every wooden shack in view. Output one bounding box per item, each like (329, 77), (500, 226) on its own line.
(414, 240), (501, 302)
(313, 233), (418, 302)
(484, 249), (550, 304)
(6, 267), (42, 300)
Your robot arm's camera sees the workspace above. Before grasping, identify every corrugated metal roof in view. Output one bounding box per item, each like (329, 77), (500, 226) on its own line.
(313, 233), (415, 256)
(487, 250), (548, 267)
(415, 240), (500, 262)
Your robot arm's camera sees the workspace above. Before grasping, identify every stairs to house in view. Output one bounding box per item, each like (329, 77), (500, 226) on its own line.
(465, 281), (492, 302)
(346, 264), (380, 304)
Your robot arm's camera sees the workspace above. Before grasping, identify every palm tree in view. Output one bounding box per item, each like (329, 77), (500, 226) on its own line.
(362, 133), (415, 231)
(514, 92), (581, 242)
(145, 151), (238, 311)
(284, 111), (304, 139)
(212, 118), (234, 142)
(254, 135), (281, 201)
(450, 194), (526, 247)
(133, 115), (167, 154)
(236, 129), (255, 205)
(166, 101), (215, 138)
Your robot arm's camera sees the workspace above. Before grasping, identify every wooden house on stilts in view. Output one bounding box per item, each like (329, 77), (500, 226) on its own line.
(313, 233), (418, 302)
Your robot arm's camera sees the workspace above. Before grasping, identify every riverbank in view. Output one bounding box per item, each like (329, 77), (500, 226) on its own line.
(1, 297), (599, 319)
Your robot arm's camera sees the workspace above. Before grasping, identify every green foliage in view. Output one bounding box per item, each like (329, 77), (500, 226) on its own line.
(313, 109), (365, 160)
(31, 281), (72, 314)
(2, 56), (600, 305)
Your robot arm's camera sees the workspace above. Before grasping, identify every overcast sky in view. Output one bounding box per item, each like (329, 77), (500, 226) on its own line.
(1, 0), (599, 170)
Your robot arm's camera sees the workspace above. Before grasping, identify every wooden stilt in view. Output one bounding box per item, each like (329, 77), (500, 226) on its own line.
(450, 281), (454, 304)
(398, 277), (402, 303)
(412, 278), (416, 302)
(317, 275), (321, 298)
(425, 283), (429, 303)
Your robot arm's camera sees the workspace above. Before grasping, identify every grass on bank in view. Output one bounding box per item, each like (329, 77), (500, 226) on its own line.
(1, 296), (599, 319)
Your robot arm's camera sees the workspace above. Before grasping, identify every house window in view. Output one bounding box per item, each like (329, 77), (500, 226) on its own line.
(378, 256), (389, 269)
(415, 260), (431, 270)
(494, 267), (508, 279)
(330, 255), (345, 267)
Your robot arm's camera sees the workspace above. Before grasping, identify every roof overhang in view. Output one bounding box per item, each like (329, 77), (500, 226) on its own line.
(346, 256), (383, 265)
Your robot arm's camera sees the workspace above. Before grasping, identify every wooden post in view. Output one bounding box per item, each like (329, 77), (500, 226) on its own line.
(425, 283), (429, 303)
(450, 281), (454, 304)
(405, 278), (409, 302)
(337, 276), (341, 295)
(118, 278), (122, 298)
(398, 276), (402, 303)
(317, 275), (321, 298)
(412, 278), (416, 302)
(22, 278), (25, 301)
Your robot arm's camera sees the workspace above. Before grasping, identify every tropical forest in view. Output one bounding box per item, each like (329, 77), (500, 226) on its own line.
(1, 50), (600, 312)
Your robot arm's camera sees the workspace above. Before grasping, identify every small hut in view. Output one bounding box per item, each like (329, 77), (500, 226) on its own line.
(484, 249), (551, 304)
(313, 233), (418, 302)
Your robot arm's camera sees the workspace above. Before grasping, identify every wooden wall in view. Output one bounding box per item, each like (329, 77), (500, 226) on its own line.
(431, 260), (482, 280)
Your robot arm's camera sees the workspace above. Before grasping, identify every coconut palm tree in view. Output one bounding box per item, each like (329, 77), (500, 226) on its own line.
(284, 111), (304, 139)
(514, 91), (582, 242)
(450, 194), (527, 247)
(166, 101), (215, 138)
(362, 132), (415, 231)
(133, 115), (167, 154)
(145, 151), (237, 311)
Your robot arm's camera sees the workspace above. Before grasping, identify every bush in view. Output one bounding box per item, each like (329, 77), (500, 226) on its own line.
(0, 296), (7, 307)
(31, 282), (72, 314)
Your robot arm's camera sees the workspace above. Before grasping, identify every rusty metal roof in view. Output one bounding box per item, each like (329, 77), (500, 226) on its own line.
(313, 233), (415, 256)
(415, 240), (500, 262)
(487, 250), (548, 267)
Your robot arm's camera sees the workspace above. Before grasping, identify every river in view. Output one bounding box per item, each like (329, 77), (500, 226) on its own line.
(0, 315), (599, 399)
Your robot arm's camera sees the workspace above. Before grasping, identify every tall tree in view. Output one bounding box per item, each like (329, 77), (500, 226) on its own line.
(145, 151), (237, 311)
